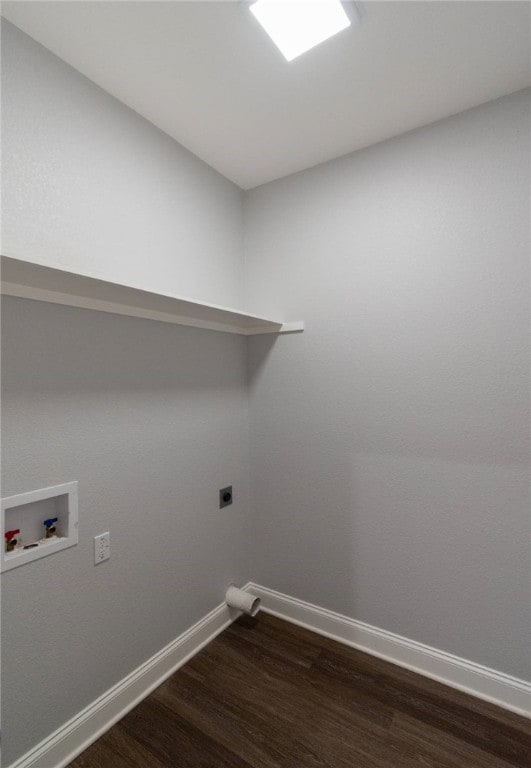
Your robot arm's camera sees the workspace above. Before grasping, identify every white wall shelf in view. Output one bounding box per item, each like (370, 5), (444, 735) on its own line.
(1, 481), (79, 572)
(1, 256), (304, 336)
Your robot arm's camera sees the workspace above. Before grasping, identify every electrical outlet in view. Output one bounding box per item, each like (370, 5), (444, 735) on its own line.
(94, 532), (110, 564)
(219, 486), (233, 508)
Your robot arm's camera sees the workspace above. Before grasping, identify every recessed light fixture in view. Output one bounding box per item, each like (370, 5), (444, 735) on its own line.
(250, 0), (353, 62)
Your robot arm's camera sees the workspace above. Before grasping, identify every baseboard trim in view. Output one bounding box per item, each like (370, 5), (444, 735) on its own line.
(245, 583), (530, 718)
(7, 581), (529, 767)
(7, 585), (252, 768)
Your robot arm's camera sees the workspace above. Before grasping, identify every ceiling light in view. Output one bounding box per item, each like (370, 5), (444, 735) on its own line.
(250, 0), (352, 62)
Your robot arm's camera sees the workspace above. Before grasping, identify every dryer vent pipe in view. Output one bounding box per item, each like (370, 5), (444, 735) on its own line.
(225, 585), (261, 616)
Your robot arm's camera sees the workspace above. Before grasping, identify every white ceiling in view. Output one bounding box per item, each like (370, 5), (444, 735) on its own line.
(2, 1), (530, 189)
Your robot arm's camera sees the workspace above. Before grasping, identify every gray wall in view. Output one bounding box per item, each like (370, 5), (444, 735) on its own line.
(1, 20), (244, 307)
(244, 89), (531, 681)
(1, 299), (250, 766)
(1, 21), (249, 767)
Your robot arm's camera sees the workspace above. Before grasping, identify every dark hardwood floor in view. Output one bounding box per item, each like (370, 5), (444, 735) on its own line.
(69, 613), (530, 768)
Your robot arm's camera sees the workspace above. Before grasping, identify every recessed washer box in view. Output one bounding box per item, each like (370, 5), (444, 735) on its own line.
(1, 481), (78, 572)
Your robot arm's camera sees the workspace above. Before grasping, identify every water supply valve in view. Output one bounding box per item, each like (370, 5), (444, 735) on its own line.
(43, 518), (58, 539)
(5, 529), (20, 552)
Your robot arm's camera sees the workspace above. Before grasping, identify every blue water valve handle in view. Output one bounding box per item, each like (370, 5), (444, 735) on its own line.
(43, 518), (58, 528)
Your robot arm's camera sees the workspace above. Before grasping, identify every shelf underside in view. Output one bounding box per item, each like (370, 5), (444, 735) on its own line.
(1, 256), (303, 335)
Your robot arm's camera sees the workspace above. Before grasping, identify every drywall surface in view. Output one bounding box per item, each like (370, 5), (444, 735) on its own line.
(1, 20), (244, 307)
(1, 21), (249, 766)
(1, 297), (250, 766)
(244, 89), (531, 680)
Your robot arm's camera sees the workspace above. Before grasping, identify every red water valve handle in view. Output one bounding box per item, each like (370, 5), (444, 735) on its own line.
(5, 529), (20, 541)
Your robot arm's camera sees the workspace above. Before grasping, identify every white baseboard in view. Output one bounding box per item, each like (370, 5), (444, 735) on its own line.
(8, 580), (529, 768)
(245, 583), (531, 718)
(7, 585), (252, 768)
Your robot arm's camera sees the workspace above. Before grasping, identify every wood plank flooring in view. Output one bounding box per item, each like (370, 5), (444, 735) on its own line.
(69, 613), (530, 768)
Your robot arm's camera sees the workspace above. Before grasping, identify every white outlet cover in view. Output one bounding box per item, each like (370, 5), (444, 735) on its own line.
(94, 532), (110, 564)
